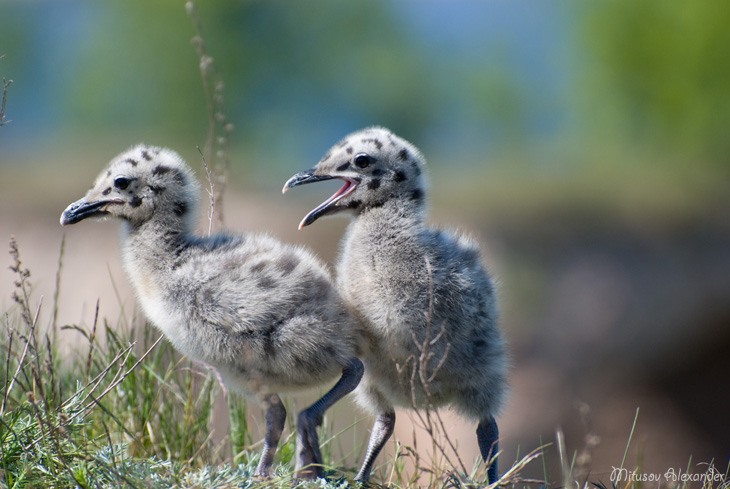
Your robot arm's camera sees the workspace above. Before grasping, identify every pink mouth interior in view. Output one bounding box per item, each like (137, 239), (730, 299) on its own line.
(299, 178), (358, 229)
(328, 179), (356, 202)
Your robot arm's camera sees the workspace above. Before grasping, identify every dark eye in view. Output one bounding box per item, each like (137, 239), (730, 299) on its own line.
(114, 177), (130, 190)
(354, 153), (372, 169)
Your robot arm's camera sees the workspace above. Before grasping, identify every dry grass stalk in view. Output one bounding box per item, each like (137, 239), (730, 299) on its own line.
(0, 54), (11, 128)
(0, 77), (11, 127)
(197, 146), (217, 237)
(390, 255), (543, 486)
(186, 1), (232, 233)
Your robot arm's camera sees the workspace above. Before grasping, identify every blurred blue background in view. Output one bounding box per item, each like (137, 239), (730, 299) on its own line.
(1, 0), (729, 483)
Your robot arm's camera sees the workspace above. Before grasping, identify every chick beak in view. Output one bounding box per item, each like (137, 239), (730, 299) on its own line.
(282, 168), (335, 193)
(283, 169), (359, 229)
(60, 196), (118, 226)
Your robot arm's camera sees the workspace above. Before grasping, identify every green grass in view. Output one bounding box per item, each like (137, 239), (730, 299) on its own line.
(2, 5), (527, 484)
(0, 235), (364, 488)
(0, 229), (551, 489)
(2, 237), (227, 488)
(3, 234), (727, 489)
(6, 3), (724, 485)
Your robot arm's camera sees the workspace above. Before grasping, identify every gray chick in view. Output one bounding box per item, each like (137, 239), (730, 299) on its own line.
(60, 144), (365, 480)
(283, 127), (507, 484)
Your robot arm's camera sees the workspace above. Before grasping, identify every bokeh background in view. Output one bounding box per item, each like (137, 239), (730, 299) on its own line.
(1, 0), (729, 483)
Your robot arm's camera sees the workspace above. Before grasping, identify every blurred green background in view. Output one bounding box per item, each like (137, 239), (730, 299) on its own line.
(1, 0), (729, 482)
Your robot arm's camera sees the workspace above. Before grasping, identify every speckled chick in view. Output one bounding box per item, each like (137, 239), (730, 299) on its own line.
(60, 145), (365, 480)
(284, 127), (507, 484)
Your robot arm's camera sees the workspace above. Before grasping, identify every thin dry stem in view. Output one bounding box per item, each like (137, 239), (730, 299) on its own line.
(85, 299), (100, 381)
(59, 334), (163, 425)
(24, 333), (165, 451)
(187, 1), (232, 231)
(2, 316), (12, 408)
(43, 333), (59, 409)
(1, 298), (43, 417)
(556, 427), (572, 489)
(9, 236), (34, 327)
(418, 257), (469, 477)
(58, 340), (132, 413)
(78, 333), (165, 417)
(51, 234), (66, 340)
(489, 445), (547, 488)
(1, 54), (11, 127)
(391, 254), (474, 483)
(1, 77), (11, 127)
(198, 146), (216, 237)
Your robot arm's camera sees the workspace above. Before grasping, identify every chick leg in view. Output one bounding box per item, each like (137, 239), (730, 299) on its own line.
(354, 410), (396, 482)
(254, 393), (287, 478)
(296, 358), (365, 479)
(477, 415), (499, 484)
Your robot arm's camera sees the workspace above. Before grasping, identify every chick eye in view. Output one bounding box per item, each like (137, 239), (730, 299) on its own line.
(354, 153), (373, 169)
(114, 177), (131, 190)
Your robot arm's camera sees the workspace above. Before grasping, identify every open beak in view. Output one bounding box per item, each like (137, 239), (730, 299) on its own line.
(60, 197), (120, 226)
(283, 168), (359, 229)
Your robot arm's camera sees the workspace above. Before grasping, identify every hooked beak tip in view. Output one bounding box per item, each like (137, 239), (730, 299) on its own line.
(282, 174), (302, 194)
(283, 169), (334, 191)
(282, 173), (305, 194)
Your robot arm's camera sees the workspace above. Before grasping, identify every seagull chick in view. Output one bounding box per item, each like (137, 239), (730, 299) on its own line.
(284, 127), (507, 484)
(61, 144), (365, 480)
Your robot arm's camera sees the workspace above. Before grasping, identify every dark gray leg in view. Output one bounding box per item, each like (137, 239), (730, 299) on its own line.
(254, 394), (287, 478)
(296, 358), (364, 480)
(477, 416), (499, 484)
(354, 410), (396, 482)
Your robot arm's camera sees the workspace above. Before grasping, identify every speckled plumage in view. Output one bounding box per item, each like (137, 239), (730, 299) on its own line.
(61, 145), (365, 480)
(284, 127), (507, 483)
